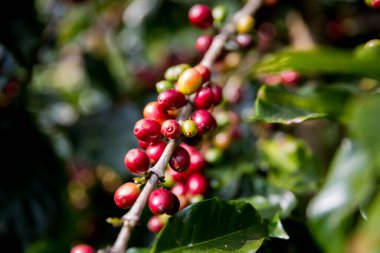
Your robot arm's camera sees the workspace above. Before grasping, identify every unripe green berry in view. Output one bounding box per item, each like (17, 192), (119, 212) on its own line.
(212, 5), (228, 26)
(205, 147), (223, 163)
(164, 64), (191, 82)
(181, 119), (198, 138)
(156, 80), (174, 93)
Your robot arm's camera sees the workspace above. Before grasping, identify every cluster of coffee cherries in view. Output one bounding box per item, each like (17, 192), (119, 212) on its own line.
(190, 3), (256, 55)
(258, 70), (301, 87)
(366, 0), (380, 9)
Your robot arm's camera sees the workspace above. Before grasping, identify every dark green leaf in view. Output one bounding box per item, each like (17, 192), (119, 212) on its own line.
(254, 84), (352, 124)
(252, 48), (380, 80)
(151, 198), (268, 253)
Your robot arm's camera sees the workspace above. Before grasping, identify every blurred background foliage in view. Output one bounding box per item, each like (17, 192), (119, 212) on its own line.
(0, 0), (379, 252)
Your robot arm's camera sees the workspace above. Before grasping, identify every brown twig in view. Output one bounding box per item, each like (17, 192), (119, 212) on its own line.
(104, 1), (262, 252)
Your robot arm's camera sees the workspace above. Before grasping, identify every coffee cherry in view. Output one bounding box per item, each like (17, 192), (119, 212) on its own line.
(236, 34), (254, 49)
(161, 119), (181, 139)
(195, 34), (213, 54)
(212, 5), (228, 25)
(147, 215), (165, 233)
(157, 89), (187, 110)
(187, 173), (208, 195)
(134, 118), (162, 142)
(194, 65), (211, 83)
(146, 141), (167, 164)
(143, 101), (171, 124)
(194, 87), (215, 109)
(236, 15), (254, 34)
(114, 182), (141, 209)
(148, 188), (180, 215)
(124, 149), (150, 174)
(280, 70), (300, 85)
(181, 119), (198, 138)
(169, 146), (190, 172)
(171, 182), (188, 197)
(71, 244), (96, 253)
(188, 4), (214, 29)
(372, 0), (380, 8)
(205, 147), (223, 163)
(188, 149), (206, 172)
(177, 68), (203, 95)
(213, 131), (232, 150)
(211, 84), (223, 105)
(165, 64), (190, 82)
(138, 140), (151, 149)
(191, 109), (216, 135)
(156, 80), (174, 93)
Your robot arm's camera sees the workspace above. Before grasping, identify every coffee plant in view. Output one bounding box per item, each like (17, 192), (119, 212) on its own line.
(1, 0), (380, 253)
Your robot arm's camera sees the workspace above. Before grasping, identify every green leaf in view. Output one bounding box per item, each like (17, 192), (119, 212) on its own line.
(252, 48), (380, 80)
(307, 140), (374, 253)
(126, 248), (150, 253)
(151, 198), (268, 253)
(254, 84), (352, 124)
(258, 134), (320, 193)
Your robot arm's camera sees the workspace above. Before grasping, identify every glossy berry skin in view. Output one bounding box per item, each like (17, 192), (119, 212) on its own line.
(194, 65), (211, 83)
(181, 119), (198, 138)
(176, 68), (203, 95)
(236, 34), (254, 49)
(211, 84), (222, 105)
(169, 146), (190, 172)
(188, 149), (206, 172)
(134, 118), (162, 142)
(165, 64), (190, 82)
(143, 101), (171, 124)
(195, 34), (213, 54)
(156, 80), (174, 93)
(280, 70), (300, 85)
(147, 215), (164, 233)
(70, 244), (96, 253)
(212, 5), (228, 25)
(138, 140), (151, 149)
(161, 119), (181, 139)
(124, 149), (150, 174)
(114, 182), (141, 209)
(236, 15), (254, 34)
(148, 188), (180, 215)
(191, 109), (216, 135)
(157, 89), (187, 110)
(371, 0), (380, 9)
(194, 87), (215, 109)
(187, 173), (208, 195)
(146, 141), (167, 164)
(188, 4), (214, 29)
(171, 182), (188, 197)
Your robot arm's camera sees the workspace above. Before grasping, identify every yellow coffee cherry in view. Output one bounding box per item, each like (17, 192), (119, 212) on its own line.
(236, 15), (254, 34)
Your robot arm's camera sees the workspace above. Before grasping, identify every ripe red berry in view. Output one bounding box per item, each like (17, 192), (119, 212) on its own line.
(161, 119), (181, 139)
(147, 215), (164, 233)
(124, 149), (150, 174)
(191, 109), (216, 135)
(187, 173), (208, 195)
(171, 182), (188, 197)
(134, 118), (161, 142)
(70, 244), (96, 253)
(236, 34), (254, 49)
(157, 89), (187, 110)
(188, 4), (214, 29)
(138, 140), (151, 149)
(114, 182), (141, 209)
(372, 0), (380, 9)
(148, 188), (180, 215)
(169, 146), (190, 172)
(143, 101), (171, 124)
(280, 70), (300, 85)
(146, 141), (167, 164)
(195, 34), (213, 53)
(211, 84), (223, 105)
(194, 65), (211, 83)
(188, 149), (206, 172)
(194, 87), (215, 109)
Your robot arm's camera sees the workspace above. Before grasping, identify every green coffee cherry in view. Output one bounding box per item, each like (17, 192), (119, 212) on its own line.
(164, 64), (191, 82)
(354, 39), (380, 60)
(212, 5), (228, 26)
(181, 119), (198, 138)
(205, 147), (223, 163)
(156, 80), (174, 93)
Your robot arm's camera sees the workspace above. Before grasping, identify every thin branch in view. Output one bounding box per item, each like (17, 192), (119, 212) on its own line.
(105, 1), (263, 252)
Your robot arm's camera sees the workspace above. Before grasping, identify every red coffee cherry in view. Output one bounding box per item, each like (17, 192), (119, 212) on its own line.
(195, 34), (213, 54)
(148, 188), (180, 215)
(114, 182), (141, 209)
(134, 118), (161, 142)
(371, 0), (380, 9)
(171, 182), (188, 197)
(161, 119), (181, 139)
(211, 84), (223, 105)
(157, 89), (187, 110)
(187, 173), (208, 195)
(143, 101), (171, 124)
(70, 244), (96, 253)
(280, 70), (300, 85)
(188, 4), (214, 29)
(176, 68), (203, 95)
(188, 149), (206, 172)
(124, 148), (150, 174)
(194, 87), (215, 109)
(147, 215), (165, 233)
(146, 141), (167, 164)
(138, 140), (151, 149)
(169, 146), (190, 172)
(236, 34), (254, 49)
(194, 64), (211, 83)
(191, 109), (216, 135)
